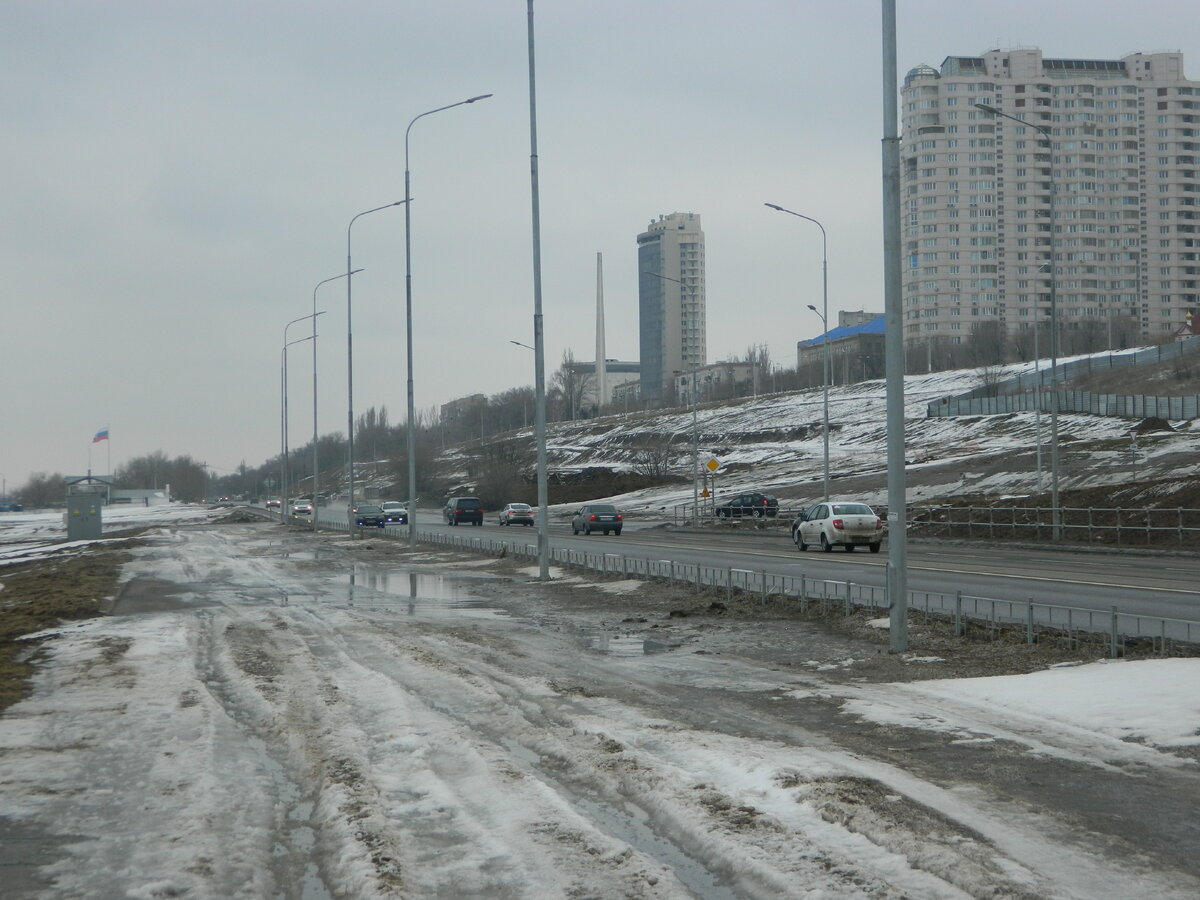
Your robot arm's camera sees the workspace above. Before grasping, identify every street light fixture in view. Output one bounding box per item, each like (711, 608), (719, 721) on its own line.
(282, 313), (325, 524)
(642, 270), (701, 522)
(311, 269), (361, 528)
(766, 203), (830, 501)
(347, 202), (406, 528)
(975, 102), (1061, 538)
(405, 93), (493, 552)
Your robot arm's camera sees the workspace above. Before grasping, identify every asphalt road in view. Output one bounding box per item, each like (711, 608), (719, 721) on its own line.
(292, 505), (1200, 639)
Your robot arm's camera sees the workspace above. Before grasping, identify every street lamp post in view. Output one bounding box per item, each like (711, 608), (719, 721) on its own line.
(282, 313), (324, 525)
(976, 102), (1061, 539)
(805, 304), (831, 501)
(765, 203), (830, 501)
(642, 270), (701, 521)
(346, 202), (405, 530)
(311, 270), (361, 529)
(405, 93), (493, 552)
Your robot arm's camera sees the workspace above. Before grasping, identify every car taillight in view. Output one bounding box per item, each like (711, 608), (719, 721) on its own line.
(589, 514), (597, 521)
(832, 518), (845, 530)
(616, 514), (622, 520)
(876, 518), (883, 529)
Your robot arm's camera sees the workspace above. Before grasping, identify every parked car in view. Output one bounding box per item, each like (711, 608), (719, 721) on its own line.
(351, 504), (385, 527)
(498, 502), (535, 526)
(571, 503), (622, 536)
(715, 491), (779, 519)
(443, 496), (483, 526)
(791, 501), (883, 553)
(0, 501), (23, 512)
(381, 501), (408, 525)
(265, 498), (282, 509)
(291, 501), (313, 517)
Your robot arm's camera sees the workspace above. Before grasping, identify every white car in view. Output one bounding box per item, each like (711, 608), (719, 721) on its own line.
(291, 501), (313, 517)
(792, 501), (883, 553)
(381, 501), (408, 525)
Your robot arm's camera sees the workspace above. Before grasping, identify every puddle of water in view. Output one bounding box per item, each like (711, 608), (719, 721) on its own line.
(590, 634), (670, 657)
(280, 563), (509, 622)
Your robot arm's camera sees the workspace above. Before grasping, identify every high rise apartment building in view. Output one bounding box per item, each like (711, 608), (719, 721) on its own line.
(901, 48), (1200, 357)
(637, 212), (706, 405)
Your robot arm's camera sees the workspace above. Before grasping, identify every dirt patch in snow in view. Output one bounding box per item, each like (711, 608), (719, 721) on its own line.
(0, 545), (134, 711)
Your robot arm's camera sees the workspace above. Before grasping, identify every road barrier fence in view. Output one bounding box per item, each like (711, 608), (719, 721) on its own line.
(304, 514), (1199, 658)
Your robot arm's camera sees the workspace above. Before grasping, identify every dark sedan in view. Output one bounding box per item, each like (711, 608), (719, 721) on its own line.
(351, 504), (385, 527)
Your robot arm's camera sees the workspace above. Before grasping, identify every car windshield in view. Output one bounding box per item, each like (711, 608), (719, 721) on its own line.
(588, 505), (617, 514)
(509, 504), (531, 511)
(830, 503), (873, 515)
(357, 505), (382, 513)
(456, 499), (481, 509)
(382, 502), (403, 509)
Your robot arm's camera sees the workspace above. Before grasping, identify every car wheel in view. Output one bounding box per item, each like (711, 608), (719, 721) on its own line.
(794, 530), (807, 552)
(869, 542), (881, 553)
(821, 533), (832, 552)
(572, 524), (578, 534)
(614, 528), (622, 536)
(585, 525), (592, 535)
(752, 508), (763, 519)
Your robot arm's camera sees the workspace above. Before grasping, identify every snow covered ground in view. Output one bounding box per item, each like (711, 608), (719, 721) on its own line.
(462, 354), (1200, 516)
(1, 508), (1198, 898)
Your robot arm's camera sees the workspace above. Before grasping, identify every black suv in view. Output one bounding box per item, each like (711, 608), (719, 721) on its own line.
(444, 496), (484, 526)
(715, 491), (779, 519)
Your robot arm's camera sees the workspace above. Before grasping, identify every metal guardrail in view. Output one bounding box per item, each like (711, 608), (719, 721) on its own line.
(927, 336), (1200, 419)
(667, 503), (1200, 547)
(909, 505), (1200, 546)
(293, 516), (1199, 657)
(928, 388), (1200, 420)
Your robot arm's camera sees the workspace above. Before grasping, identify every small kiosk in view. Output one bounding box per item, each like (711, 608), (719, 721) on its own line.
(65, 474), (112, 541)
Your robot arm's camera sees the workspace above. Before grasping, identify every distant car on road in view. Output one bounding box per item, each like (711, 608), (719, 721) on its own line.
(715, 491), (779, 519)
(291, 501), (313, 517)
(443, 497), (483, 526)
(0, 501), (23, 512)
(571, 503), (622, 536)
(381, 501), (408, 525)
(792, 501), (883, 553)
(265, 498), (282, 509)
(499, 502), (535, 526)
(351, 504), (385, 527)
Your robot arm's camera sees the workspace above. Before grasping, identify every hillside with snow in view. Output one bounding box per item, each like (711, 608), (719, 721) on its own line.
(441, 352), (1200, 516)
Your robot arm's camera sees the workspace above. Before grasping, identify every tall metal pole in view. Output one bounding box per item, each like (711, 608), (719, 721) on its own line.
(882, 0), (908, 653)
(282, 313), (319, 524)
(347, 202), (404, 529)
(975, 102), (1060, 539)
(765, 204), (829, 501)
(405, 93), (493, 553)
(312, 270), (361, 530)
(527, 0), (550, 579)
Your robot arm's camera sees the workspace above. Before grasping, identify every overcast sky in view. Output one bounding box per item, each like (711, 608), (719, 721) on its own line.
(3, 0), (1197, 491)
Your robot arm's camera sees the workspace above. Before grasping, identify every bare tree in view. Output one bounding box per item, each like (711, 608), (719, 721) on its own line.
(628, 436), (678, 480)
(552, 348), (593, 420)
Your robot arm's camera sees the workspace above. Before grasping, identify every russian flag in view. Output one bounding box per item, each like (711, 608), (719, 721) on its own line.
(92, 428), (109, 443)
